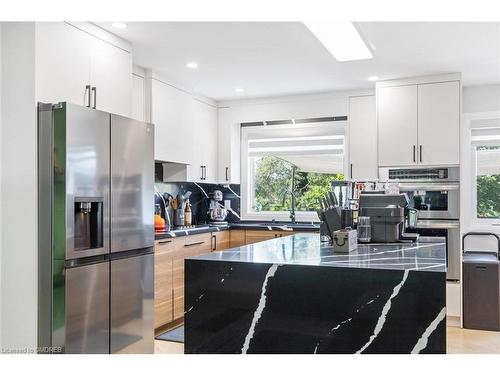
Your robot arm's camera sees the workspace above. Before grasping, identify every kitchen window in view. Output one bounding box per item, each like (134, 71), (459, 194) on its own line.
(241, 120), (346, 221)
(471, 124), (500, 221)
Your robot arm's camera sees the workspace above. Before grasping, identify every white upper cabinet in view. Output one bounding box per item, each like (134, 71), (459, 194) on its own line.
(217, 107), (240, 184)
(417, 81), (460, 165)
(377, 85), (418, 167)
(36, 22), (91, 106)
(35, 22), (132, 117)
(190, 99), (218, 183)
(348, 95), (378, 180)
(377, 75), (460, 167)
(89, 36), (132, 116)
(150, 79), (194, 165)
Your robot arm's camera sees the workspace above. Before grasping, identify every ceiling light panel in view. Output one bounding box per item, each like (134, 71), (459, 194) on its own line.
(303, 21), (372, 62)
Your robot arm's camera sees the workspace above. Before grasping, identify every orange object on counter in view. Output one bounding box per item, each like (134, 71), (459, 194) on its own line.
(154, 214), (165, 231)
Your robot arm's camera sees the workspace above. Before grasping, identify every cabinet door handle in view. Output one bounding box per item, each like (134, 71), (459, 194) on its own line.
(158, 240), (172, 245)
(85, 85), (91, 107)
(350, 163), (353, 179)
(413, 145), (416, 163)
(212, 234), (217, 251)
(419, 145), (423, 163)
(225, 167), (229, 181)
(184, 241), (205, 247)
(200, 166), (204, 180)
(91, 86), (97, 109)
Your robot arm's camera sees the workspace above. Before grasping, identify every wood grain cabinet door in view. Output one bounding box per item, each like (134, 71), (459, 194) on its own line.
(245, 230), (281, 244)
(154, 240), (174, 328)
(172, 233), (212, 320)
(212, 231), (230, 251)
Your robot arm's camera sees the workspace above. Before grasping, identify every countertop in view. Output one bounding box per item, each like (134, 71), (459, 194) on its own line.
(188, 233), (446, 272)
(154, 221), (320, 240)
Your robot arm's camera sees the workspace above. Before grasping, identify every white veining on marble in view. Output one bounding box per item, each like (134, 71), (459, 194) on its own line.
(356, 269), (410, 353)
(185, 293), (205, 314)
(241, 264), (279, 354)
(313, 295), (381, 354)
(411, 307), (446, 354)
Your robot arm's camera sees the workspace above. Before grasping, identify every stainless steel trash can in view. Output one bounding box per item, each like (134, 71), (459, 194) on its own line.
(462, 232), (500, 331)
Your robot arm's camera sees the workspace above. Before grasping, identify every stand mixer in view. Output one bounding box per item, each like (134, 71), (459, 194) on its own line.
(208, 190), (228, 226)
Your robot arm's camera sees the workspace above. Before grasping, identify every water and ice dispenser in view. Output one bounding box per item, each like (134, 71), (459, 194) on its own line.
(74, 197), (104, 251)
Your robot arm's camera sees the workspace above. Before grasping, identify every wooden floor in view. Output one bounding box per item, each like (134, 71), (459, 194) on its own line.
(154, 327), (500, 354)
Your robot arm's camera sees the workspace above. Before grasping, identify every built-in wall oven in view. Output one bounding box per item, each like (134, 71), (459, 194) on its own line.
(380, 166), (460, 281)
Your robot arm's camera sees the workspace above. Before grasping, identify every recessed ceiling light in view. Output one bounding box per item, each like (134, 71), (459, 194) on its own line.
(186, 62), (198, 69)
(303, 21), (372, 62)
(235, 87), (244, 93)
(112, 22), (127, 29)
(368, 76), (379, 81)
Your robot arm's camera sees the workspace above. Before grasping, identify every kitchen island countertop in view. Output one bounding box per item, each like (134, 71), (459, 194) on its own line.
(189, 233), (446, 273)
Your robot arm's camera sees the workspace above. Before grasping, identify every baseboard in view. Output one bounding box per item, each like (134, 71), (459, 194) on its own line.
(447, 315), (461, 327)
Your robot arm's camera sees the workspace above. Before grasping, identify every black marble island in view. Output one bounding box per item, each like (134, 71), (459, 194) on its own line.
(184, 233), (446, 354)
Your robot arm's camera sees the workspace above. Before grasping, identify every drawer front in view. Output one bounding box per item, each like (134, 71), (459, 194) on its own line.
(183, 233), (212, 254)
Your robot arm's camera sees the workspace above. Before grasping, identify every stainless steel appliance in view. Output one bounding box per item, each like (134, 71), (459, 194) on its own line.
(379, 166), (460, 281)
(38, 102), (155, 354)
(358, 193), (419, 243)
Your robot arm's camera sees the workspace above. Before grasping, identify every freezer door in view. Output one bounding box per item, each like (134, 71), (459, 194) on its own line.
(63, 103), (110, 260)
(111, 115), (154, 253)
(110, 252), (154, 354)
(65, 261), (110, 354)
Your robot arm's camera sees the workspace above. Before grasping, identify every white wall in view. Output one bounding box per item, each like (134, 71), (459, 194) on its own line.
(463, 84), (500, 113)
(0, 22), (37, 351)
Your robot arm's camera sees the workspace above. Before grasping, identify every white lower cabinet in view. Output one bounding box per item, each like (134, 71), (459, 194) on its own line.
(35, 22), (132, 117)
(348, 95), (378, 180)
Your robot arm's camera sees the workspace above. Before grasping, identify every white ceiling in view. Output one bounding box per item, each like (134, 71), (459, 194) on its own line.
(96, 22), (500, 101)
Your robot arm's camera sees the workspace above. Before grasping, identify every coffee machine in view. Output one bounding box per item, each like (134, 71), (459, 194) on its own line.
(358, 193), (419, 243)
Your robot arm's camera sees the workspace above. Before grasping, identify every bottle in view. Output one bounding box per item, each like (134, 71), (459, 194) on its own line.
(184, 199), (192, 226)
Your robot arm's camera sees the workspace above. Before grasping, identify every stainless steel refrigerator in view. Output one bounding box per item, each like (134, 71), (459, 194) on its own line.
(38, 102), (155, 354)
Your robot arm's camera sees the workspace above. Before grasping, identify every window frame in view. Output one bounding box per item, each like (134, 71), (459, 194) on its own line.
(464, 111), (500, 229)
(240, 122), (347, 222)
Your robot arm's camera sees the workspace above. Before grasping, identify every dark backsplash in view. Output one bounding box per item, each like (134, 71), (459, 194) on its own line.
(154, 163), (241, 227)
